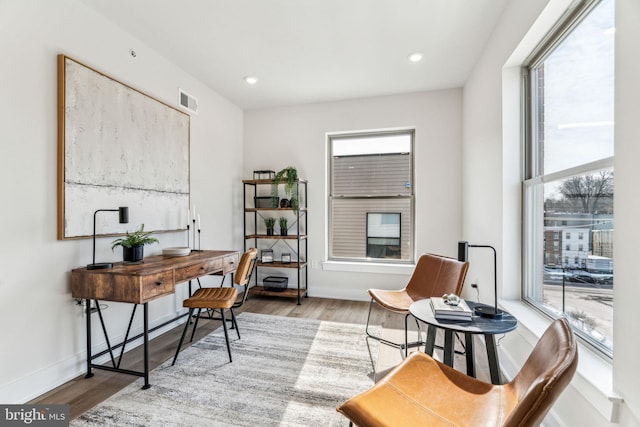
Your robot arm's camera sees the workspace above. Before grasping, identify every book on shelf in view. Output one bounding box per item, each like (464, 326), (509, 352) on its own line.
(430, 297), (473, 320)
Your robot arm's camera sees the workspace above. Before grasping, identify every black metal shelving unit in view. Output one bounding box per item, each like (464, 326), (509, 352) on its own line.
(243, 179), (308, 304)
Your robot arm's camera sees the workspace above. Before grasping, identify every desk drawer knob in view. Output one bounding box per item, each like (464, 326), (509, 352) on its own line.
(155, 281), (163, 286)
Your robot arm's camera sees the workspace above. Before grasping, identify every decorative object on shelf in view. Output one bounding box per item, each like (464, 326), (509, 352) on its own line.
(255, 196), (279, 208)
(111, 224), (159, 264)
(261, 249), (274, 263)
(272, 166), (299, 211)
(280, 198), (290, 208)
(197, 213), (202, 251)
(264, 276), (288, 292)
(281, 253), (291, 264)
(253, 170), (275, 180)
(457, 241), (504, 318)
(279, 217), (288, 236)
(264, 217), (276, 236)
(87, 207), (129, 270)
(162, 247), (191, 257)
(186, 205), (203, 251)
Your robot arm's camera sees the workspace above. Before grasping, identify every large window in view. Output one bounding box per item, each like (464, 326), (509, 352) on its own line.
(329, 130), (414, 263)
(523, 0), (614, 356)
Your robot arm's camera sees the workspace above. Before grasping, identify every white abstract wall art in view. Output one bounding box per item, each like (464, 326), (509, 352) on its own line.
(57, 55), (190, 239)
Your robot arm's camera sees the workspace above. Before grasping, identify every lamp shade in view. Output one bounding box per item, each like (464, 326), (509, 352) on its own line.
(458, 241), (469, 262)
(119, 207), (129, 223)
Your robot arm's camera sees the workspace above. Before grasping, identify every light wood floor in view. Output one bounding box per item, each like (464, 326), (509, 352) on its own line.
(30, 296), (490, 420)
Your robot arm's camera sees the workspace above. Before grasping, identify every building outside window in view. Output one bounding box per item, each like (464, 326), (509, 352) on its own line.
(523, 0), (614, 356)
(328, 130), (414, 263)
(366, 212), (401, 259)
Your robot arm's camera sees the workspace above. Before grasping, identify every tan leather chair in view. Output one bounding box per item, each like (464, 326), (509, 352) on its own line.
(338, 317), (578, 427)
(172, 248), (257, 365)
(366, 253), (469, 354)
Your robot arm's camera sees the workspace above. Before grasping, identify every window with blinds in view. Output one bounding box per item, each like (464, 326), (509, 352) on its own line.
(329, 130), (414, 263)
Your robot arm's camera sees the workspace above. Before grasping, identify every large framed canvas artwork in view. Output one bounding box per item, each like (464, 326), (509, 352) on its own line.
(57, 55), (190, 239)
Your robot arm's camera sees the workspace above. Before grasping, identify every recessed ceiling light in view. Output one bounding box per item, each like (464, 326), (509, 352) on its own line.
(244, 76), (258, 85)
(408, 52), (423, 63)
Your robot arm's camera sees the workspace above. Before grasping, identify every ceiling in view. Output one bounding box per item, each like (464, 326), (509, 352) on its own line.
(79, 0), (509, 110)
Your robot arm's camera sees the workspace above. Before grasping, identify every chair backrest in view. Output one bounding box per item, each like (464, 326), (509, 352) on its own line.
(405, 253), (469, 301)
(503, 317), (578, 427)
(232, 248), (258, 308)
(234, 248), (258, 286)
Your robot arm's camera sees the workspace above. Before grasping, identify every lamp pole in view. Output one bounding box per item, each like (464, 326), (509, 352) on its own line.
(87, 207), (129, 270)
(458, 241), (503, 318)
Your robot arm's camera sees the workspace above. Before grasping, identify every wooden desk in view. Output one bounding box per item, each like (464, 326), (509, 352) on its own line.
(71, 250), (239, 389)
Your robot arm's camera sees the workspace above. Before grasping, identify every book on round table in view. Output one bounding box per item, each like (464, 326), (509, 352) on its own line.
(430, 297), (473, 320)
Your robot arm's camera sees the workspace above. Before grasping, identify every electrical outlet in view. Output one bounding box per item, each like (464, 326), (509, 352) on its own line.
(471, 283), (478, 289)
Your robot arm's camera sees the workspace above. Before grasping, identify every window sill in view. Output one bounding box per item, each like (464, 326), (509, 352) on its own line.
(499, 299), (622, 423)
(321, 260), (415, 275)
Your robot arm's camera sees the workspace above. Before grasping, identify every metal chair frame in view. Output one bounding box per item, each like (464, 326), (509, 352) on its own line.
(171, 249), (257, 365)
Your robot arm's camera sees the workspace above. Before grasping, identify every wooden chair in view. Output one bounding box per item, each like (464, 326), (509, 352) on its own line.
(337, 317), (578, 427)
(171, 248), (257, 365)
(366, 253), (468, 355)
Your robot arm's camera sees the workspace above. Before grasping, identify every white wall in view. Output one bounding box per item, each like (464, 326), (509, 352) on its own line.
(0, 0), (243, 403)
(244, 90), (463, 300)
(464, 0), (640, 425)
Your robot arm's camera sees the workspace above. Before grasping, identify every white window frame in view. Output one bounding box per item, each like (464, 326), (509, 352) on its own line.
(327, 129), (415, 265)
(521, 0), (614, 358)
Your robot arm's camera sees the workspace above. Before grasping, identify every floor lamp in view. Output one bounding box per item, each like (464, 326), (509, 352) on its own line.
(87, 207), (129, 270)
(458, 241), (504, 318)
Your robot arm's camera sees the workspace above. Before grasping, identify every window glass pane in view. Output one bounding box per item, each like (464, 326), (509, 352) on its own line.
(542, 171), (613, 348)
(532, 0), (615, 175)
(332, 134), (410, 156)
(331, 198), (411, 260)
(333, 153), (411, 196)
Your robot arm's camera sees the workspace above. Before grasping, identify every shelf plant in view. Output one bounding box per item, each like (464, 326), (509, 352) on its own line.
(279, 216), (288, 236)
(264, 217), (276, 236)
(272, 166), (299, 211)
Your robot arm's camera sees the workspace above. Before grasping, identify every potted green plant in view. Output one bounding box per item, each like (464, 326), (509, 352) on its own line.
(111, 224), (159, 263)
(272, 166), (299, 210)
(279, 216), (288, 236)
(264, 217), (276, 236)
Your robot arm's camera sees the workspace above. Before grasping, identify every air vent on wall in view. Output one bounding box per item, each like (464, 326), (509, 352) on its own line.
(178, 88), (198, 114)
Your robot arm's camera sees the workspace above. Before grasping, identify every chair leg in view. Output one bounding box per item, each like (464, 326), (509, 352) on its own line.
(230, 308), (240, 339)
(189, 308), (202, 343)
(365, 299), (399, 348)
(220, 309), (233, 362)
(366, 298), (423, 351)
(172, 308), (194, 366)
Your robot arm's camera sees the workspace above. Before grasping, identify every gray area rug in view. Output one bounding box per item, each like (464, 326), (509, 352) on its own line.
(72, 312), (379, 426)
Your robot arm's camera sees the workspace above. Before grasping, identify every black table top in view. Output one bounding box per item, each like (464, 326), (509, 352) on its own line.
(409, 298), (518, 335)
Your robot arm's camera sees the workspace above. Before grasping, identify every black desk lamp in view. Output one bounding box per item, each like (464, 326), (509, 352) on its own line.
(87, 207), (129, 270)
(458, 241), (504, 319)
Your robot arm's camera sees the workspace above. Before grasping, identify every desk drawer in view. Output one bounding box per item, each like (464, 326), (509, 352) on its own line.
(141, 271), (175, 301)
(223, 253), (239, 274)
(175, 261), (218, 283)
